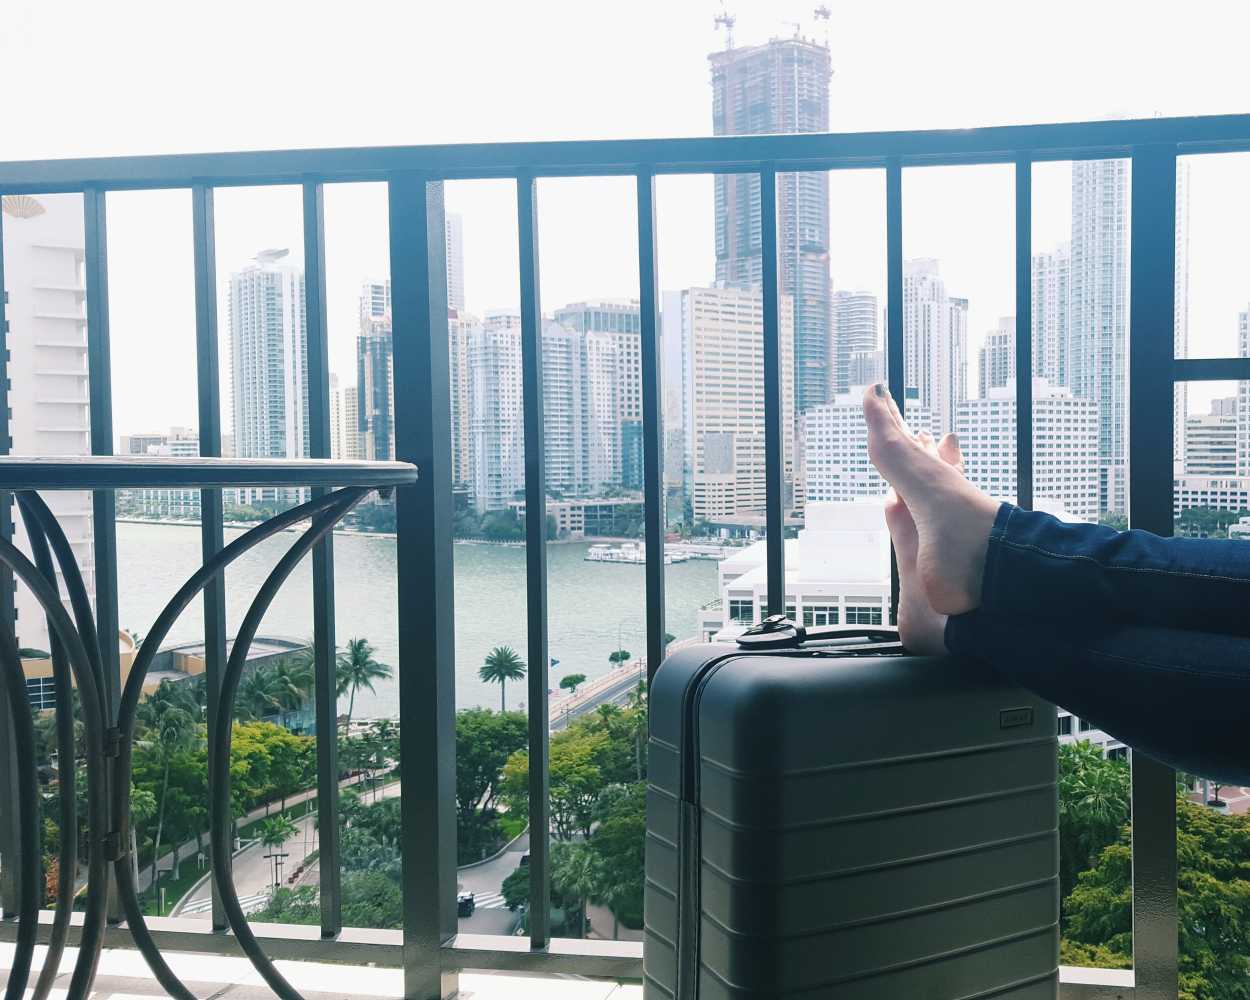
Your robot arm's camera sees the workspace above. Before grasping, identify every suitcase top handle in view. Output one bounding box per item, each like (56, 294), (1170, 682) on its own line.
(736, 614), (900, 650)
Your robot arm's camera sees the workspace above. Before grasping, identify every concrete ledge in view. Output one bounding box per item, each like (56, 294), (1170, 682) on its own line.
(444, 932), (642, 979)
(1060, 965), (1135, 999)
(0, 914), (1135, 992)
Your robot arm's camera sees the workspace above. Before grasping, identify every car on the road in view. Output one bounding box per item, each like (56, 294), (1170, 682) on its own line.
(457, 892), (475, 917)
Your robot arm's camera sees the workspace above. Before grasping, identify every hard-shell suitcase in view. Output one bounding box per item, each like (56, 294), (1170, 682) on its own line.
(644, 618), (1059, 999)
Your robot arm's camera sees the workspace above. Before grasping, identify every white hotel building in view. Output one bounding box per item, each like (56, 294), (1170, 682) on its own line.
(2, 194), (95, 654)
(804, 388), (933, 503)
(956, 378), (1100, 522)
(698, 499), (1122, 756)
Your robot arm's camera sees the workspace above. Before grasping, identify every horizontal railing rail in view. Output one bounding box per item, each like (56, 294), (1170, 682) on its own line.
(3, 112), (1249, 999)
(2, 114), (1250, 190)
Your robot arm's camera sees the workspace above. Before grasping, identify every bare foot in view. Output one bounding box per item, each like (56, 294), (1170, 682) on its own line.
(864, 384), (999, 615)
(885, 491), (948, 655)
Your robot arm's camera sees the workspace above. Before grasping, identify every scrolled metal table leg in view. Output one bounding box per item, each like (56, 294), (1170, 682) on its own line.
(0, 485), (372, 1000)
(208, 488), (368, 1000)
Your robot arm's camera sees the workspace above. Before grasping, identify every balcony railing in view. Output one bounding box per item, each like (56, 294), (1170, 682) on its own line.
(3, 114), (1250, 999)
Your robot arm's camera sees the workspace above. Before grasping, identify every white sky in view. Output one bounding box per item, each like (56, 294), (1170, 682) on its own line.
(4, 0), (1250, 435)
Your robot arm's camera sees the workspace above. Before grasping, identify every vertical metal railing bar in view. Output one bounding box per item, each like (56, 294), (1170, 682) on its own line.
(1126, 144), (1180, 1000)
(300, 180), (342, 937)
(387, 172), (459, 1000)
(885, 159), (905, 623)
(1014, 156), (1035, 511)
(759, 166), (785, 616)
(0, 199), (22, 922)
(191, 184), (230, 931)
(516, 174), (552, 949)
(83, 187), (124, 927)
(635, 172), (667, 684)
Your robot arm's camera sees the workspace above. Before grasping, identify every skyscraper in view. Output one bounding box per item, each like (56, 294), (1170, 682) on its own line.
(2, 193), (95, 654)
(978, 317), (1015, 399)
(1069, 159), (1129, 513)
(710, 36), (833, 413)
(1031, 243), (1070, 387)
(541, 323), (621, 497)
(902, 259), (966, 436)
(831, 290), (880, 396)
(468, 323), (524, 513)
(681, 286), (796, 522)
(448, 309), (475, 489)
(228, 248), (308, 504)
(357, 280), (394, 461)
(445, 212), (465, 313)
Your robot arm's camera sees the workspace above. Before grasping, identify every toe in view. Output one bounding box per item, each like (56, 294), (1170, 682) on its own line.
(863, 385), (906, 445)
(937, 433), (964, 472)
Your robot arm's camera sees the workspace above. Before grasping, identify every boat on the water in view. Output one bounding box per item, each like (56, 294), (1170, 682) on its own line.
(585, 541), (690, 565)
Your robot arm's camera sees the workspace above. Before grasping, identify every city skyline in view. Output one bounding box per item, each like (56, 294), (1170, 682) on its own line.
(9, 1), (1238, 441)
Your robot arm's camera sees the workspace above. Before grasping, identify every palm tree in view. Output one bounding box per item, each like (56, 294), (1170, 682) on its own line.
(268, 655), (314, 722)
(478, 645), (526, 713)
(237, 665), (280, 721)
(336, 637), (393, 727)
(136, 688), (195, 898)
(552, 842), (600, 939)
(257, 815), (299, 887)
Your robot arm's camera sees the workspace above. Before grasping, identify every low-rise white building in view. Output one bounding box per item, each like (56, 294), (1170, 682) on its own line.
(804, 387), (933, 503)
(957, 378), (1099, 523)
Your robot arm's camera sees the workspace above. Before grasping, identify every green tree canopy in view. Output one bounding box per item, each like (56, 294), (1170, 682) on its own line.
(559, 673), (587, 695)
(1059, 741), (1131, 904)
(1063, 800), (1250, 999)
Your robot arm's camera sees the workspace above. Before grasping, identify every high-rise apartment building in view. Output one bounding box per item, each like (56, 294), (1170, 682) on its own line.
(957, 378), (1100, 522)
(1238, 309), (1250, 479)
(1069, 159), (1130, 514)
(445, 212), (465, 313)
(902, 259), (966, 436)
(329, 374), (363, 462)
(468, 323), (524, 512)
(1031, 244), (1070, 387)
(2, 193), (95, 654)
(357, 280), (394, 462)
(831, 291), (879, 396)
(1068, 159), (1190, 511)
(553, 299), (642, 421)
(448, 310), (476, 489)
(805, 388), (933, 503)
(542, 323), (621, 497)
(977, 317), (1015, 399)
(681, 287), (796, 522)
(228, 248), (309, 504)
(710, 36), (832, 413)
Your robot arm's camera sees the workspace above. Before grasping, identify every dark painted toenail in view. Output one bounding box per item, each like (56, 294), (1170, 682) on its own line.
(874, 383), (886, 397)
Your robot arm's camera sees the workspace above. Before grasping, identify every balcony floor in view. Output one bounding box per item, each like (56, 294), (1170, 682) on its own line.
(0, 943), (643, 999)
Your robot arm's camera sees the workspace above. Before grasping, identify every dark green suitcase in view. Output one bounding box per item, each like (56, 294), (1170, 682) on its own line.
(644, 618), (1059, 999)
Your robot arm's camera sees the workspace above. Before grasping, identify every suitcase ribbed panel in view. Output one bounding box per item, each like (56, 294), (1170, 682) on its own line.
(644, 643), (1059, 999)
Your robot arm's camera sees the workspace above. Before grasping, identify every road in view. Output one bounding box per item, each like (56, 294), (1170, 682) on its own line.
(456, 831), (528, 935)
(173, 780), (403, 918)
(549, 663), (645, 732)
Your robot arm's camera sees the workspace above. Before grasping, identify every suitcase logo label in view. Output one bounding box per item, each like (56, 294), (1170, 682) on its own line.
(999, 706), (1035, 729)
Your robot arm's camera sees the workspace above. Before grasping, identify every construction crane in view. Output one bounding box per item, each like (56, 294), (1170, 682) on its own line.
(714, 1), (735, 49)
